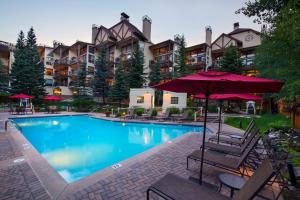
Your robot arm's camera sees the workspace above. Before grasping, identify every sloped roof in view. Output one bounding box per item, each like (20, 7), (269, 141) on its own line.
(109, 20), (148, 42)
(228, 28), (260, 35)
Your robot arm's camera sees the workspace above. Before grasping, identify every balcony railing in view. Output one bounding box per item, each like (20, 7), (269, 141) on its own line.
(155, 52), (173, 64)
(54, 57), (69, 66)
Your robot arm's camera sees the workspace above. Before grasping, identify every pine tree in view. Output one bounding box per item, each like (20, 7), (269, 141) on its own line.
(174, 35), (188, 78)
(109, 62), (128, 105)
(11, 28), (46, 105)
(26, 27), (46, 103)
(149, 62), (161, 86)
(76, 61), (87, 97)
(219, 45), (243, 74)
(93, 46), (109, 103)
(0, 59), (9, 93)
(127, 44), (145, 88)
(10, 31), (27, 94)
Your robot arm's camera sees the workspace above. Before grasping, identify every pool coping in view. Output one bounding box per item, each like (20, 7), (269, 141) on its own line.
(7, 113), (223, 199)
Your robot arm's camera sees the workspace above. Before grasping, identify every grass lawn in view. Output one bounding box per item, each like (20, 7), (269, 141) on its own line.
(224, 113), (291, 134)
(225, 114), (300, 166)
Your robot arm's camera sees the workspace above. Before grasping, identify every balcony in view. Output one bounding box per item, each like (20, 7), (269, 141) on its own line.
(53, 57), (69, 67)
(53, 71), (68, 79)
(160, 71), (173, 80)
(155, 52), (173, 64)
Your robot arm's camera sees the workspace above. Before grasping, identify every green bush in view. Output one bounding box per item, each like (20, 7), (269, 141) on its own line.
(116, 112), (123, 117)
(169, 107), (180, 115)
(185, 109), (195, 120)
(207, 105), (218, 113)
(135, 107), (144, 116)
(151, 108), (157, 116)
(72, 98), (96, 112)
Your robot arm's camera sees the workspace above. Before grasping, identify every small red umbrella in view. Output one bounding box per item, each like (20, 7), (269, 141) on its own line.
(9, 93), (33, 99)
(153, 71), (283, 184)
(194, 93), (262, 142)
(43, 96), (62, 101)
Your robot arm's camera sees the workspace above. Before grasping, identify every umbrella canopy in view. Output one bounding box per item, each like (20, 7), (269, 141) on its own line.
(194, 93), (262, 101)
(44, 95), (62, 101)
(152, 71), (283, 184)
(154, 71), (283, 95)
(9, 93), (33, 99)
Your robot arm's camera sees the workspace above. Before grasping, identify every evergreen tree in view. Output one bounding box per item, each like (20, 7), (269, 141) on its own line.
(127, 44), (145, 88)
(75, 61), (87, 97)
(174, 35), (188, 78)
(93, 46), (109, 103)
(0, 59), (9, 93)
(10, 28), (46, 104)
(149, 62), (161, 86)
(26, 27), (46, 103)
(219, 45), (243, 74)
(10, 31), (27, 94)
(109, 62), (128, 105)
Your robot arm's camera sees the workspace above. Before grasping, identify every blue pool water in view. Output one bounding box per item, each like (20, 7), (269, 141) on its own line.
(13, 115), (203, 183)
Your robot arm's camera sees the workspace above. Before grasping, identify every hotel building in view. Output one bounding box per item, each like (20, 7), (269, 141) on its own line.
(0, 40), (14, 88)
(1, 13), (262, 97)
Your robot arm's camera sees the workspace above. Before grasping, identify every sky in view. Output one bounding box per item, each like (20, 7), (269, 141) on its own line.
(0, 0), (260, 47)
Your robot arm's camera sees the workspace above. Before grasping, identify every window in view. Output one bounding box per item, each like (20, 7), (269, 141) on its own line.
(45, 79), (53, 86)
(88, 55), (95, 63)
(137, 96), (144, 104)
(171, 97), (179, 104)
(88, 46), (95, 54)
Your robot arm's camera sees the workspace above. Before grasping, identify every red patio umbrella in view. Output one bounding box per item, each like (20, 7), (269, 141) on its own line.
(43, 95), (62, 101)
(194, 93), (262, 143)
(9, 93), (33, 99)
(153, 71), (283, 184)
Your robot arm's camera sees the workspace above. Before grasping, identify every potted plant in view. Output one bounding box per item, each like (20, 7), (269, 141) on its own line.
(105, 110), (111, 117)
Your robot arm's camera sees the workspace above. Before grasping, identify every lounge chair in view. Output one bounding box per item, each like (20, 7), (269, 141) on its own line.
(9, 105), (16, 115)
(187, 134), (261, 175)
(209, 119), (255, 146)
(141, 109), (154, 120)
(147, 159), (275, 200)
(173, 110), (190, 121)
(204, 128), (259, 156)
(125, 108), (135, 119)
(156, 108), (171, 121)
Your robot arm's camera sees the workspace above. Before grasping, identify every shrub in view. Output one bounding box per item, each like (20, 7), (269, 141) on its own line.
(72, 98), (96, 112)
(135, 107), (144, 116)
(116, 112), (123, 117)
(169, 107), (180, 115)
(185, 109), (195, 120)
(151, 108), (157, 116)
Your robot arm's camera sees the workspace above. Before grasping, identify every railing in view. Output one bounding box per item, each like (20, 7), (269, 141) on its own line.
(54, 57), (69, 66)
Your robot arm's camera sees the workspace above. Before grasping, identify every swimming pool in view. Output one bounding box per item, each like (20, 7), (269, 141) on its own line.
(13, 115), (203, 183)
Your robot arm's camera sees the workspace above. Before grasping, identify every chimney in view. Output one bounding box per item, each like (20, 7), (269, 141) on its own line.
(233, 22), (239, 30)
(120, 12), (129, 21)
(142, 15), (152, 41)
(91, 24), (98, 44)
(205, 26), (212, 46)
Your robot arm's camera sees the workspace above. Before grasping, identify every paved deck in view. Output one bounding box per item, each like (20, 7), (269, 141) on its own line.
(0, 112), (269, 200)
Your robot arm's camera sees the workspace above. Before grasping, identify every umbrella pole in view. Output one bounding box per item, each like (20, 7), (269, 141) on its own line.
(217, 100), (222, 143)
(199, 90), (209, 184)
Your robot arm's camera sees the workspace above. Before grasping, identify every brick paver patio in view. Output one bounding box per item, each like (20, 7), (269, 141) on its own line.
(0, 112), (266, 200)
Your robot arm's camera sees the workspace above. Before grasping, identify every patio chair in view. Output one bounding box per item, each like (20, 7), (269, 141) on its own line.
(147, 159), (275, 200)
(125, 108), (135, 119)
(204, 128), (259, 156)
(173, 110), (190, 121)
(155, 108), (171, 121)
(187, 134), (261, 175)
(141, 108), (154, 120)
(9, 104), (16, 115)
(209, 119), (255, 146)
